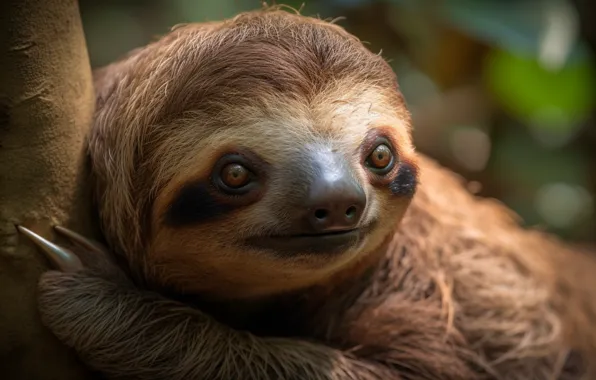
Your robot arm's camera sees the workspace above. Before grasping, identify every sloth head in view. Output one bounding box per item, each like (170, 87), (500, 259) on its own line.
(89, 9), (418, 300)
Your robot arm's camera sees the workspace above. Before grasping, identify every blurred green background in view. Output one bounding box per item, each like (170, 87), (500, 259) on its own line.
(78, 0), (596, 246)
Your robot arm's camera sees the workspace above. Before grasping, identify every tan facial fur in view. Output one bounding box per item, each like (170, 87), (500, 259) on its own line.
(89, 9), (418, 300)
(150, 88), (416, 298)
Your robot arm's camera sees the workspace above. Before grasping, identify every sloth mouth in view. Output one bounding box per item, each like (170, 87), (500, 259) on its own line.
(292, 229), (358, 237)
(245, 223), (375, 256)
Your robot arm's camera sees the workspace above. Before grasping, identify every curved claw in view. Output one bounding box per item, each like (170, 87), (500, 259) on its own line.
(54, 225), (107, 255)
(16, 225), (83, 272)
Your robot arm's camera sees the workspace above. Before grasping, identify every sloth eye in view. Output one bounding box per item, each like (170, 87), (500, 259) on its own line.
(366, 143), (395, 175)
(221, 163), (250, 188)
(212, 153), (259, 195)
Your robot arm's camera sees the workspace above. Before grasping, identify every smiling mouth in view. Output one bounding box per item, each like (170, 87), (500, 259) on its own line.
(245, 224), (375, 256)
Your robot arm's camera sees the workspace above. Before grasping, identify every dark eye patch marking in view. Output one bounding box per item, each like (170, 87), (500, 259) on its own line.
(164, 181), (237, 227)
(388, 161), (418, 197)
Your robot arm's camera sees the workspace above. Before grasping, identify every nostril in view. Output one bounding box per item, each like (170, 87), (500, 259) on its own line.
(314, 209), (328, 220)
(345, 206), (358, 219)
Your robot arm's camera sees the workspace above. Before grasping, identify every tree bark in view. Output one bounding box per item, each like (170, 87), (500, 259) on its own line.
(0, 0), (97, 378)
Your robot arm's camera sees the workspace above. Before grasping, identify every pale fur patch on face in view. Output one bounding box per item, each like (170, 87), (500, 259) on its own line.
(146, 91), (414, 297)
(153, 81), (411, 226)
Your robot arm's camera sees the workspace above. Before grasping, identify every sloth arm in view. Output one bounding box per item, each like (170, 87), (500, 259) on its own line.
(38, 272), (401, 380)
(21, 226), (398, 380)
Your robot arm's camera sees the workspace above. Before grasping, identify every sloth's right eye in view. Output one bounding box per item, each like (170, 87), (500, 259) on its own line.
(221, 163), (250, 189)
(211, 154), (258, 195)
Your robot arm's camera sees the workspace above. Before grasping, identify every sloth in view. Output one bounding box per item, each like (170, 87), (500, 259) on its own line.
(18, 8), (596, 380)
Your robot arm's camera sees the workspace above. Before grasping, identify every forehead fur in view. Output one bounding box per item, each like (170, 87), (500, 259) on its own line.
(95, 10), (403, 117)
(89, 9), (412, 259)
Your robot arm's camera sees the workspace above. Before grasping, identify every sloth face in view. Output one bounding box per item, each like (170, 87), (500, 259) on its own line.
(90, 11), (418, 299)
(149, 87), (418, 299)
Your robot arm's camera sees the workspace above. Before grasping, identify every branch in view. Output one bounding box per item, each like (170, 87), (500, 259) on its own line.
(0, 0), (97, 378)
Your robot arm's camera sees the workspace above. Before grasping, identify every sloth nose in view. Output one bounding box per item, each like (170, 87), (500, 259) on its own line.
(304, 173), (366, 233)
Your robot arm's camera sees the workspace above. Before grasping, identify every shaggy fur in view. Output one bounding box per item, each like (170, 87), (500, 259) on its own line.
(36, 8), (595, 380)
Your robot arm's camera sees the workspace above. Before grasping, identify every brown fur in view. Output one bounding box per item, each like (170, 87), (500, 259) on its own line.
(88, 9), (416, 302)
(36, 7), (595, 380)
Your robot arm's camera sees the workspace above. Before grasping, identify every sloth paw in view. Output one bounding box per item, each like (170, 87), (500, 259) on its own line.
(17, 225), (127, 282)
(17, 225), (83, 272)
(17, 224), (133, 335)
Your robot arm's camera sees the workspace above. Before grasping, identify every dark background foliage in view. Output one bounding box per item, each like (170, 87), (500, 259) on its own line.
(79, 0), (596, 246)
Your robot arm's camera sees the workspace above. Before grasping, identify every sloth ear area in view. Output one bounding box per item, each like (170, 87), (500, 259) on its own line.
(92, 48), (143, 110)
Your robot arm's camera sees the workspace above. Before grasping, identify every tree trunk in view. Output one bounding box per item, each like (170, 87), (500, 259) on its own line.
(0, 0), (97, 378)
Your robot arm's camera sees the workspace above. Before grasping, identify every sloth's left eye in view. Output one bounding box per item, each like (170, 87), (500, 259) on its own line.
(221, 163), (250, 188)
(365, 142), (395, 175)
